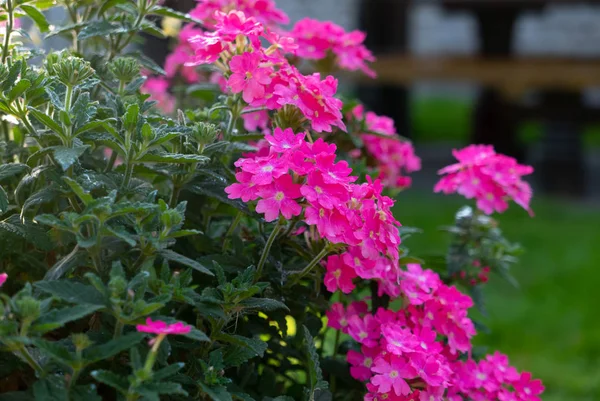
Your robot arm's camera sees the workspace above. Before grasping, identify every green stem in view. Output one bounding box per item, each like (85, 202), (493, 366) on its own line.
(222, 211), (243, 250)
(1, 121), (10, 143)
(168, 182), (181, 208)
(225, 109), (239, 140)
(113, 319), (124, 339)
(285, 246), (331, 288)
(255, 223), (282, 282)
(2, 0), (14, 63)
(121, 157), (134, 190)
(17, 346), (43, 376)
(105, 150), (118, 172)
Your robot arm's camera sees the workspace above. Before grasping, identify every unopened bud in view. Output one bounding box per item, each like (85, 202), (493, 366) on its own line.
(16, 296), (41, 321)
(109, 57), (139, 83)
(192, 122), (218, 146)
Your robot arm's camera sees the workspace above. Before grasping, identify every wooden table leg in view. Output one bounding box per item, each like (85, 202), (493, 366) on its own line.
(357, 0), (410, 138)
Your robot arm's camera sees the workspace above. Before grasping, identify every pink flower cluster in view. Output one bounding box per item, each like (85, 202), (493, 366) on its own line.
(434, 145), (534, 215)
(187, 10), (346, 132)
(190, 0), (289, 28)
(352, 105), (421, 189)
(289, 18), (376, 77)
(225, 127), (402, 289)
(0, 272), (7, 287)
(141, 77), (175, 114)
(327, 265), (543, 401)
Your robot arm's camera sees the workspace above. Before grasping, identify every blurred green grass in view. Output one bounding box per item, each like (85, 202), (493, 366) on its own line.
(411, 97), (600, 147)
(393, 192), (600, 401)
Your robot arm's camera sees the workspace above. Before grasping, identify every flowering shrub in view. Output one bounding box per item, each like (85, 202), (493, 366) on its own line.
(0, 0), (542, 400)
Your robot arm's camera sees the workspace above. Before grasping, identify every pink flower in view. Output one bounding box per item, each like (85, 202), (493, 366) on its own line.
(264, 127), (305, 152)
(189, 32), (225, 64)
(301, 171), (348, 209)
(381, 325), (419, 355)
(347, 345), (379, 381)
(512, 372), (544, 401)
(141, 77), (175, 115)
(323, 254), (357, 294)
(409, 353), (450, 387)
(0, 273), (7, 287)
(255, 175), (302, 222)
(190, 0), (289, 28)
(136, 318), (191, 336)
(242, 109), (270, 132)
(227, 51), (273, 104)
(435, 145), (534, 215)
(347, 314), (379, 347)
(326, 302), (349, 331)
(225, 171), (263, 202)
(235, 153), (288, 185)
(213, 10), (264, 42)
(165, 46), (199, 83)
(371, 355), (415, 396)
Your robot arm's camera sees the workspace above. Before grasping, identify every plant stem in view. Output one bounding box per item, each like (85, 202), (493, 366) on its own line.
(17, 345), (43, 376)
(2, 0), (14, 63)
(285, 246), (331, 288)
(113, 319), (124, 339)
(222, 211), (243, 250)
(168, 182), (181, 208)
(255, 223), (282, 282)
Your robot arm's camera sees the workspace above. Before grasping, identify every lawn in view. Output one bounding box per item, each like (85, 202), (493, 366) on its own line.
(393, 192), (600, 401)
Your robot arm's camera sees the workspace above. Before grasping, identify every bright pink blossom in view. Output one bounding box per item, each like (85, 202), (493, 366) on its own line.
(136, 318), (191, 335)
(227, 51), (273, 104)
(370, 355), (415, 396)
(255, 175), (302, 222)
(435, 144), (534, 215)
(0, 273), (7, 287)
(323, 254), (357, 294)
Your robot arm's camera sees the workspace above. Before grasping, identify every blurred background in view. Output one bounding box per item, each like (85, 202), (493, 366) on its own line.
(151, 0), (600, 399)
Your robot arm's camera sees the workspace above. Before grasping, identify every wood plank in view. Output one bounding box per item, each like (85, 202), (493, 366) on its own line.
(362, 55), (600, 96)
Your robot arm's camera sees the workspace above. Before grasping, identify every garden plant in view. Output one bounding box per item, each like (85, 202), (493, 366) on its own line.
(0, 0), (544, 400)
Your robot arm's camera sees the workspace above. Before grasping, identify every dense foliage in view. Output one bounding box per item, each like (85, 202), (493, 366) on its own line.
(0, 1), (543, 400)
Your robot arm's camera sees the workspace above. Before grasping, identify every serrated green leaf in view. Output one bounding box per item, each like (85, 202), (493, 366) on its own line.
(152, 362), (185, 381)
(239, 297), (289, 312)
(222, 338), (268, 368)
(90, 370), (128, 393)
(199, 383), (232, 401)
(0, 186), (8, 214)
(8, 79), (31, 101)
(62, 176), (93, 205)
(149, 6), (199, 22)
(31, 304), (102, 334)
(303, 326), (326, 392)
(32, 339), (74, 367)
(0, 163), (29, 181)
(20, 5), (49, 32)
(0, 215), (54, 250)
(160, 249), (213, 276)
(137, 152), (210, 164)
(32, 375), (69, 401)
(34, 280), (106, 306)
(138, 382), (188, 396)
(1, 60), (22, 92)
(84, 332), (145, 362)
(52, 145), (90, 171)
(28, 108), (64, 136)
(74, 119), (115, 136)
(45, 246), (87, 280)
(78, 20), (129, 40)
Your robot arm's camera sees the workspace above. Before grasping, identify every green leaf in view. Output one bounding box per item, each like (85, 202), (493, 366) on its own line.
(152, 362), (185, 381)
(160, 249), (214, 276)
(45, 246), (88, 280)
(34, 280), (106, 306)
(0, 186), (8, 214)
(183, 326), (210, 342)
(28, 108), (64, 136)
(137, 152), (210, 164)
(0, 163), (29, 181)
(123, 103), (139, 129)
(215, 333), (266, 359)
(90, 370), (128, 393)
(239, 297), (289, 312)
(8, 79), (31, 101)
(0, 392), (34, 401)
(126, 51), (166, 76)
(32, 375), (69, 401)
(52, 146), (90, 171)
(70, 385), (101, 401)
(84, 332), (145, 362)
(199, 383), (232, 401)
(74, 119), (115, 136)
(63, 176), (93, 205)
(31, 304), (102, 333)
(32, 339), (74, 367)
(141, 21), (165, 39)
(186, 179), (253, 216)
(138, 382), (188, 396)
(149, 5), (200, 22)
(20, 5), (49, 33)
(78, 20), (129, 40)
(222, 337), (268, 368)
(34, 214), (70, 230)
(303, 326), (327, 392)
(1, 60), (22, 91)
(0, 215), (54, 250)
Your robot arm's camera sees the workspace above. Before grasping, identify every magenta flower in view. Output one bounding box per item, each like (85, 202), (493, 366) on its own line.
(136, 318), (191, 336)
(225, 171), (263, 202)
(227, 51), (273, 104)
(347, 345), (379, 381)
(347, 314), (379, 347)
(242, 109), (270, 133)
(323, 254), (357, 294)
(234, 153), (287, 185)
(255, 175), (302, 222)
(190, 0), (289, 28)
(512, 372), (544, 401)
(0, 273), (7, 287)
(264, 127), (305, 153)
(370, 355), (415, 396)
(435, 144), (534, 215)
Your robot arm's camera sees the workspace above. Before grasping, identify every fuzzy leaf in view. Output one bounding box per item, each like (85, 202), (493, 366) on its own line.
(1, 60), (21, 91)
(78, 20), (129, 40)
(0, 186), (7, 214)
(199, 383), (232, 401)
(239, 297), (289, 312)
(52, 146), (90, 171)
(32, 376), (69, 401)
(149, 6), (199, 22)
(138, 382), (188, 396)
(34, 280), (106, 306)
(83, 332), (145, 362)
(0, 163), (29, 181)
(137, 152), (210, 164)
(31, 304), (102, 333)
(222, 337), (268, 367)
(90, 370), (128, 393)
(152, 362), (185, 381)
(8, 79), (31, 101)
(160, 249), (214, 276)
(28, 108), (64, 136)
(32, 339), (74, 368)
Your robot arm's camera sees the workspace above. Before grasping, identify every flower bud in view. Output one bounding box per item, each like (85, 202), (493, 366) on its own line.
(108, 276), (127, 298)
(109, 57), (140, 83)
(15, 296), (41, 321)
(72, 333), (93, 352)
(48, 53), (95, 86)
(191, 122), (218, 146)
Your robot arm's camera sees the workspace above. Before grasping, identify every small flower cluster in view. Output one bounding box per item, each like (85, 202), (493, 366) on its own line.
(352, 105), (421, 189)
(434, 145), (534, 215)
(189, 0), (289, 29)
(327, 264), (543, 401)
(225, 127), (402, 288)
(451, 260), (491, 287)
(289, 18), (376, 77)
(187, 10), (346, 132)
